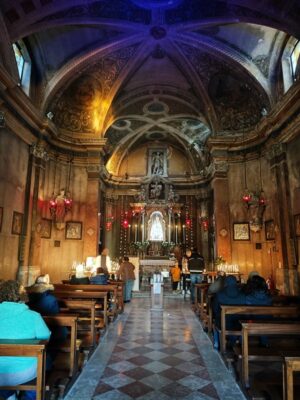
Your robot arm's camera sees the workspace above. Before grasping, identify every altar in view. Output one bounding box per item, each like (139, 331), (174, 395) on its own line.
(139, 258), (176, 291)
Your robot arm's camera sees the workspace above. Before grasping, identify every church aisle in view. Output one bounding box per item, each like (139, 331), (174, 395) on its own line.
(65, 298), (246, 399)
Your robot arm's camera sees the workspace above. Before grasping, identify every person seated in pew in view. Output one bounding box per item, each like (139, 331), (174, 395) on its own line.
(244, 275), (272, 306)
(244, 275), (272, 347)
(27, 274), (60, 316)
(27, 275), (68, 347)
(212, 275), (246, 350)
(69, 265), (90, 285)
(0, 280), (51, 400)
(90, 267), (108, 285)
(208, 271), (226, 295)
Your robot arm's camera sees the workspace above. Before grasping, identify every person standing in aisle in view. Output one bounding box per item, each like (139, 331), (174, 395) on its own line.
(170, 261), (181, 293)
(188, 248), (205, 304)
(117, 256), (135, 303)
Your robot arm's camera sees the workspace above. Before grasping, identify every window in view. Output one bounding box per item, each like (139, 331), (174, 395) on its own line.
(290, 40), (300, 79)
(12, 40), (31, 95)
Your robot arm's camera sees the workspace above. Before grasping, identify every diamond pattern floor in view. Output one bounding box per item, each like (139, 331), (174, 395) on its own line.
(65, 298), (245, 400)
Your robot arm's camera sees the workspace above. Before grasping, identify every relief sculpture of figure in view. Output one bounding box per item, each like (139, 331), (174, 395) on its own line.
(151, 152), (163, 175)
(150, 181), (163, 199)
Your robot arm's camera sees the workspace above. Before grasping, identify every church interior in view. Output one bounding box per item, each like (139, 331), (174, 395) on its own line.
(0, 0), (300, 399)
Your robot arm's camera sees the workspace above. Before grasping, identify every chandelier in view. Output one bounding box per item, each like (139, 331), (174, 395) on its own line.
(49, 156), (73, 222)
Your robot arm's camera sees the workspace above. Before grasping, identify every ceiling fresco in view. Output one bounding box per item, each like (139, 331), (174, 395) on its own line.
(0, 0), (299, 169)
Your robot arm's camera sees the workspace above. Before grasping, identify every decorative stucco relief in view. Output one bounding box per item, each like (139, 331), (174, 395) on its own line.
(51, 45), (139, 134)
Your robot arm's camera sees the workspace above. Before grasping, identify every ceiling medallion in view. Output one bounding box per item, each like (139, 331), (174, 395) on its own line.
(150, 26), (167, 40)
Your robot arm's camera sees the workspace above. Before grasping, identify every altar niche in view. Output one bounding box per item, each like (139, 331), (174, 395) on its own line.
(148, 148), (167, 177)
(148, 211), (166, 242)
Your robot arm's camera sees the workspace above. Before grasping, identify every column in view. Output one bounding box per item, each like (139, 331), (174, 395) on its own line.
(82, 165), (101, 260)
(18, 143), (48, 285)
(268, 144), (299, 295)
(211, 160), (232, 264)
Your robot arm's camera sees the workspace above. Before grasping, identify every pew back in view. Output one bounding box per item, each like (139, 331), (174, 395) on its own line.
(0, 339), (48, 400)
(220, 305), (300, 354)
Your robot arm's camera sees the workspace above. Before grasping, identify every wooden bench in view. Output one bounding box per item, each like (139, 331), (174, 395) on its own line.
(43, 315), (79, 378)
(283, 357), (300, 400)
(58, 299), (97, 348)
(0, 339), (48, 400)
(109, 280), (125, 313)
(220, 305), (300, 354)
(55, 283), (116, 321)
(239, 322), (300, 388)
(54, 290), (108, 329)
(194, 283), (209, 319)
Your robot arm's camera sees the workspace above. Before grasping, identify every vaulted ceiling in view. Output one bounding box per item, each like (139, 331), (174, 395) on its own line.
(1, 0), (299, 165)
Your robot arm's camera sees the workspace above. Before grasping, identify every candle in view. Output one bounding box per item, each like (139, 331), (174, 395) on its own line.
(175, 225), (178, 244)
(135, 224), (137, 242)
(183, 225), (185, 244)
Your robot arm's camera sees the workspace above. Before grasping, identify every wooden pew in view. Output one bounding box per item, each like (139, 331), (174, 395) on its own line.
(109, 280), (125, 314)
(58, 299), (97, 348)
(194, 283), (209, 319)
(283, 357), (300, 400)
(43, 315), (79, 378)
(239, 322), (300, 388)
(54, 290), (108, 329)
(0, 339), (48, 400)
(54, 283), (116, 320)
(220, 305), (300, 354)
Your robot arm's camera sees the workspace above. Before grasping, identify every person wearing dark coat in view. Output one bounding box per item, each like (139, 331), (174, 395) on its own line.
(188, 248), (205, 304)
(244, 275), (272, 346)
(27, 274), (60, 316)
(90, 267), (108, 285)
(27, 274), (67, 365)
(212, 275), (246, 349)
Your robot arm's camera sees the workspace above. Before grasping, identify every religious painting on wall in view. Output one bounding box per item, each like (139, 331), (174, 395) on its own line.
(233, 222), (250, 241)
(148, 149), (167, 176)
(12, 211), (23, 235)
(0, 207), (3, 232)
(265, 219), (275, 241)
(40, 218), (52, 239)
(65, 221), (82, 240)
(294, 214), (300, 237)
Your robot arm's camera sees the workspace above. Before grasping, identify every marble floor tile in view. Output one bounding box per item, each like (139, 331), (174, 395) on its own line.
(65, 297), (246, 400)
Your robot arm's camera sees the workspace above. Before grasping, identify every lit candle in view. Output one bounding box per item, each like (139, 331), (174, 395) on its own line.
(175, 225), (178, 244)
(182, 224), (186, 244)
(135, 224), (137, 242)
(141, 224), (144, 242)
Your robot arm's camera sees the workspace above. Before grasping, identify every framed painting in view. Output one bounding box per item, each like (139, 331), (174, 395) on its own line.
(12, 211), (23, 235)
(0, 207), (3, 232)
(65, 221), (82, 240)
(233, 222), (250, 241)
(265, 219), (275, 241)
(40, 218), (52, 239)
(294, 214), (300, 237)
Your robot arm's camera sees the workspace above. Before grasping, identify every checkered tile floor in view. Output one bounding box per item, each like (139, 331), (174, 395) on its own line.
(65, 297), (245, 400)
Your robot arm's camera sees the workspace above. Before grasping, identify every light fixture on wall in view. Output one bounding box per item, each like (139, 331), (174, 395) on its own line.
(49, 156), (73, 222)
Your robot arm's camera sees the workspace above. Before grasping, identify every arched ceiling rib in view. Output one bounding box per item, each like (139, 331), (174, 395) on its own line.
(0, 0), (299, 168)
